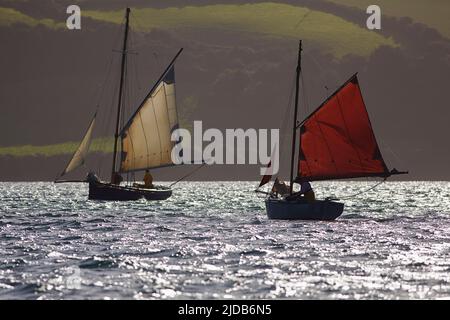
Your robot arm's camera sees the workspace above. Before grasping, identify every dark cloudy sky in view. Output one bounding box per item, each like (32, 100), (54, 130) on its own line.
(0, 0), (449, 181)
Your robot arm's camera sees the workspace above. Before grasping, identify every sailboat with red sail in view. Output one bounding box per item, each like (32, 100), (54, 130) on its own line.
(257, 40), (407, 220)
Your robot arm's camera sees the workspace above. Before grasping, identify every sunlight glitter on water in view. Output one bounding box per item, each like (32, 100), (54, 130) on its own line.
(0, 181), (450, 299)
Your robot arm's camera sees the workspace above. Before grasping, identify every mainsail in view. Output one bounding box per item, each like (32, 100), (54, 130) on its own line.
(119, 65), (179, 173)
(297, 74), (391, 181)
(60, 113), (96, 177)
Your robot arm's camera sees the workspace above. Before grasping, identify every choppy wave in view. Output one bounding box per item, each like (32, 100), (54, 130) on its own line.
(0, 181), (450, 299)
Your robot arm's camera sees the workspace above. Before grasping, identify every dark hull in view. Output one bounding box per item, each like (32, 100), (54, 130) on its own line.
(88, 181), (172, 201)
(265, 198), (344, 221)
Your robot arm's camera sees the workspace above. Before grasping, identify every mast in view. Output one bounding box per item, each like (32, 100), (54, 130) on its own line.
(111, 7), (131, 182)
(289, 40), (302, 195)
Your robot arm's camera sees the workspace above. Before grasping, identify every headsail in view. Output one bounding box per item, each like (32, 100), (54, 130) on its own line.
(258, 161), (273, 188)
(257, 143), (279, 188)
(297, 74), (396, 181)
(60, 113), (96, 177)
(119, 63), (180, 173)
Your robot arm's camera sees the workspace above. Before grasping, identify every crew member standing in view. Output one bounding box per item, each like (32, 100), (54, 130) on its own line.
(143, 170), (153, 188)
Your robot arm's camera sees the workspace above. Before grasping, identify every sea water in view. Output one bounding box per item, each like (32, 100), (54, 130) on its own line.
(0, 181), (450, 299)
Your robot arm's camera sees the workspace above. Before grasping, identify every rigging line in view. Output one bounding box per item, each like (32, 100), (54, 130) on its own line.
(125, 32), (133, 117)
(96, 64), (121, 178)
(128, 7), (158, 69)
(280, 73), (297, 138)
(130, 10), (146, 43)
(300, 72), (310, 115)
(279, 73), (297, 160)
(169, 163), (207, 188)
(127, 35), (145, 173)
(378, 137), (405, 168)
(120, 66), (130, 178)
(96, 11), (125, 100)
(128, 27), (142, 103)
(311, 60), (342, 102)
(123, 60), (130, 187)
(95, 13), (125, 112)
(122, 61), (134, 176)
(275, 73), (296, 175)
(121, 57), (130, 130)
(264, 72), (296, 194)
(95, 15), (127, 178)
(101, 52), (121, 131)
(86, 65), (112, 175)
(297, 65), (312, 180)
(94, 52), (115, 108)
(87, 42), (116, 174)
(100, 69), (121, 180)
(114, 15), (127, 49)
(103, 56), (120, 119)
(298, 72), (315, 179)
(131, 37), (142, 94)
(105, 77), (119, 131)
(327, 178), (387, 201)
(303, 51), (338, 100)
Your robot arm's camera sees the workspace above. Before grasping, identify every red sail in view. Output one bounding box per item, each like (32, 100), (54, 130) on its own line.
(258, 161), (272, 188)
(297, 74), (390, 181)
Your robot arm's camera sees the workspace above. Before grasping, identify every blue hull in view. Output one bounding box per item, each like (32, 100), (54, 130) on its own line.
(88, 182), (172, 201)
(265, 198), (344, 221)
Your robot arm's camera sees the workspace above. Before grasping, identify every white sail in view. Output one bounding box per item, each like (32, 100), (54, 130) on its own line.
(120, 66), (179, 172)
(61, 114), (96, 176)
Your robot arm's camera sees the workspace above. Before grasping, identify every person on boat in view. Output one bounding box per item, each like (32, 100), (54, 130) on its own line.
(298, 179), (315, 203)
(86, 172), (100, 183)
(272, 178), (290, 197)
(143, 170), (154, 189)
(285, 179), (315, 202)
(111, 172), (123, 185)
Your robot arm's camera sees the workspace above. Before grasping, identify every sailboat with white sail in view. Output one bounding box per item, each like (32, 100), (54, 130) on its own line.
(257, 40), (407, 220)
(55, 8), (188, 201)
